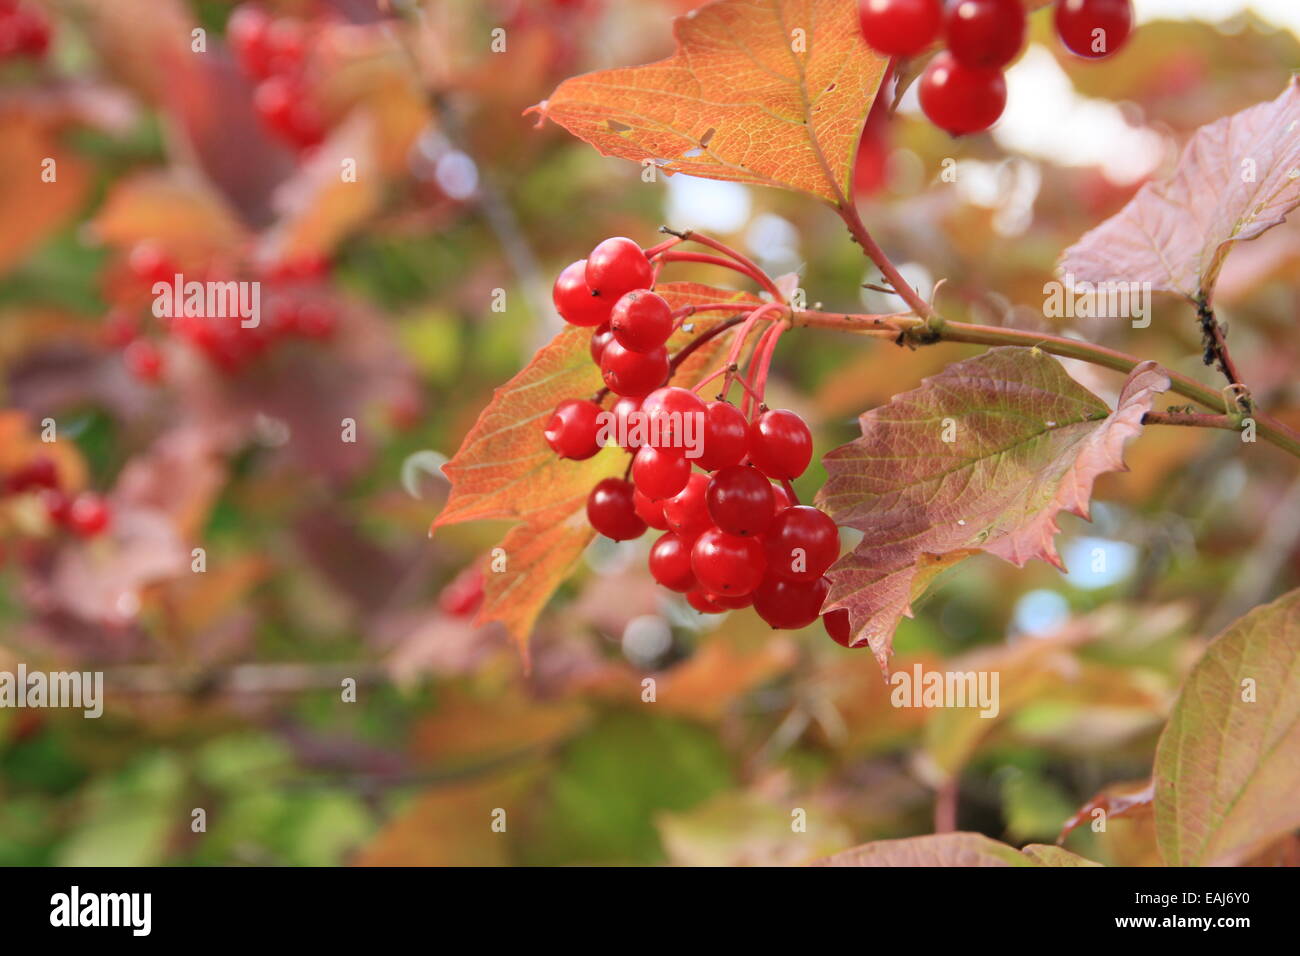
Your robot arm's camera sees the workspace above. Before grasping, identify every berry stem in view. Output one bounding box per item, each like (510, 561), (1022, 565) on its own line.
(667, 314), (747, 374)
(661, 228), (786, 304)
(750, 319), (788, 406)
(654, 251), (781, 299)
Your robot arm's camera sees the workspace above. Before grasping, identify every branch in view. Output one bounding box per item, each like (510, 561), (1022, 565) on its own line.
(836, 201), (937, 323)
(1141, 411), (1240, 431)
(1196, 296), (1250, 410)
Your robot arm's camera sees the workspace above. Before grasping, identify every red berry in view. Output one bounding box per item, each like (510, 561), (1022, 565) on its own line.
(263, 17), (306, 76)
(857, 0), (942, 57)
(823, 607), (856, 647)
(12, 5), (49, 57)
(543, 398), (602, 460)
(67, 493), (111, 538)
(1054, 0), (1133, 59)
(661, 472), (711, 538)
(586, 478), (646, 541)
(696, 401), (748, 472)
(102, 308), (140, 348)
(633, 487), (670, 530)
(691, 527), (766, 596)
(293, 301), (336, 339)
(600, 341), (669, 398)
(608, 396), (643, 449)
(610, 290), (673, 353)
(754, 575), (830, 630)
(944, 0), (1025, 70)
(771, 481), (792, 513)
(127, 242), (178, 288)
(748, 409), (813, 480)
(40, 488), (71, 525)
(706, 465), (775, 537)
(254, 75), (326, 148)
(590, 323), (614, 364)
(641, 386), (706, 454)
(686, 589), (726, 614)
(439, 566), (485, 618)
(707, 590), (754, 610)
(764, 506), (839, 583)
(553, 259), (610, 327)
(585, 237), (654, 301)
(631, 445), (691, 501)
(649, 532), (697, 592)
(6, 456), (58, 493)
(124, 339), (164, 383)
(229, 4), (273, 77)
(918, 51), (1006, 136)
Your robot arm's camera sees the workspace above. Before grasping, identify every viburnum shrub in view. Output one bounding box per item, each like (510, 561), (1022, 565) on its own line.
(432, 0), (1300, 865)
(436, 0), (1300, 671)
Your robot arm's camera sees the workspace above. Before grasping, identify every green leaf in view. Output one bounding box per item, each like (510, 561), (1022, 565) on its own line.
(1154, 586), (1300, 865)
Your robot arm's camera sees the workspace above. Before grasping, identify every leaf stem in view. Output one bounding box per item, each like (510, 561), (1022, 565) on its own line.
(836, 200), (936, 323)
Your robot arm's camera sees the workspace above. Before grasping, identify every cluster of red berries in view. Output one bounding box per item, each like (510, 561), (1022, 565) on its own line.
(858, 0), (1134, 136)
(3, 457), (111, 539)
(541, 237), (854, 646)
(0, 0), (50, 60)
(104, 242), (338, 381)
(228, 3), (327, 150)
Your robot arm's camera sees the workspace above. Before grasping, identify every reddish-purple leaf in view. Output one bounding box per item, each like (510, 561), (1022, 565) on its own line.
(1061, 78), (1300, 302)
(818, 348), (1168, 675)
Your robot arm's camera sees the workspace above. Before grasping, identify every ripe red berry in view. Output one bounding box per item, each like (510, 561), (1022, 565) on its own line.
(439, 567), (485, 618)
(544, 398), (603, 460)
(585, 238), (653, 301)
(764, 505), (839, 582)
(590, 323), (614, 364)
(649, 532), (697, 592)
(771, 482), (792, 513)
(1054, 0), (1133, 59)
(706, 465), (775, 537)
(686, 589), (726, 614)
(124, 339), (164, 384)
(823, 607), (856, 647)
(610, 290), (673, 353)
(691, 527), (766, 596)
(229, 4), (273, 77)
(263, 16), (306, 76)
(918, 51), (1006, 136)
(661, 472), (711, 538)
(748, 409), (813, 480)
(6, 456), (58, 493)
(127, 241), (178, 288)
(857, 0), (942, 57)
(608, 396), (643, 449)
(633, 487), (670, 530)
(586, 478), (646, 541)
(631, 445), (691, 501)
(696, 401), (748, 471)
(254, 75), (326, 148)
(944, 0), (1025, 70)
(40, 488), (71, 525)
(753, 575), (830, 630)
(600, 341), (669, 398)
(67, 493), (111, 538)
(9, 5), (49, 57)
(553, 259), (610, 327)
(708, 590), (754, 610)
(641, 386), (705, 453)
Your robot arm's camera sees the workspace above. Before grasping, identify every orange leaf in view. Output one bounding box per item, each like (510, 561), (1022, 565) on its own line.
(438, 283), (755, 656)
(0, 109), (90, 276)
(530, 0), (889, 205)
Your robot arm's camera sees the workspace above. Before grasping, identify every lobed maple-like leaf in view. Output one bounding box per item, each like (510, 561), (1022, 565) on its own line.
(434, 282), (758, 655)
(817, 348), (1168, 675)
(813, 832), (1100, 867)
(1060, 78), (1300, 303)
(529, 0), (889, 205)
(1153, 586), (1300, 866)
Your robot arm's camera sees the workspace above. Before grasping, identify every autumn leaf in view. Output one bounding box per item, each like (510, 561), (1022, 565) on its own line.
(813, 832), (1100, 867)
(90, 170), (250, 260)
(435, 282), (756, 655)
(1060, 78), (1300, 303)
(1153, 586), (1300, 866)
(818, 348), (1168, 675)
(0, 107), (90, 277)
(529, 0), (889, 205)
(1058, 779), (1154, 845)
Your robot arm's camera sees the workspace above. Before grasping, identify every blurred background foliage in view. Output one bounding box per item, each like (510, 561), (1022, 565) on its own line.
(0, 0), (1298, 865)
